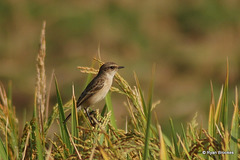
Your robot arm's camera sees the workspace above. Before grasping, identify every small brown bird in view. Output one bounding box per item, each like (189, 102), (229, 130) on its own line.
(64, 62), (124, 124)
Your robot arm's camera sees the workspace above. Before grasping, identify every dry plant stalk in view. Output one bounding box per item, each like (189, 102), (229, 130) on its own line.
(36, 21), (47, 133)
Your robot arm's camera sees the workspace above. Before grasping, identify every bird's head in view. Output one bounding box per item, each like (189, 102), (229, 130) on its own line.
(99, 62), (124, 78)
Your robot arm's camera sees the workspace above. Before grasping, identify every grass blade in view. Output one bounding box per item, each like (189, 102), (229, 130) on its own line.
(215, 86), (223, 124)
(0, 137), (8, 160)
(54, 77), (71, 155)
(105, 93), (117, 129)
(208, 104), (215, 137)
(33, 88), (44, 160)
(221, 59), (229, 130)
(71, 85), (79, 147)
(208, 81), (215, 137)
(177, 134), (191, 160)
(101, 104), (107, 117)
(134, 72), (147, 116)
(158, 125), (169, 160)
(67, 128), (82, 160)
(143, 64), (155, 160)
(181, 123), (189, 152)
(169, 118), (180, 157)
(230, 87), (238, 160)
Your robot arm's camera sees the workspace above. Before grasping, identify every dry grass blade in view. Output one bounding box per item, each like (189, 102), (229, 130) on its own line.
(0, 83), (8, 107)
(36, 21), (47, 133)
(21, 130), (30, 160)
(177, 134), (191, 160)
(67, 128), (82, 160)
(89, 143), (97, 160)
(158, 125), (169, 160)
(45, 135), (53, 160)
(99, 145), (110, 160)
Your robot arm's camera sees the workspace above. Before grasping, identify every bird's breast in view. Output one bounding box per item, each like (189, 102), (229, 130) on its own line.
(88, 78), (112, 105)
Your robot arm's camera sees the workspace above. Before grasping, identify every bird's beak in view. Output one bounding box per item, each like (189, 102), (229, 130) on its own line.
(118, 66), (124, 69)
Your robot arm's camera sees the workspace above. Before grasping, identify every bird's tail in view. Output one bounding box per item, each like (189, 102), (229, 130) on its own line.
(63, 105), (81, 123)
(63, 113), (72, 123)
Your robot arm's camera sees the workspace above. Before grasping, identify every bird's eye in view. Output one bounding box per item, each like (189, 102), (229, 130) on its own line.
(110, 66), (115, 69)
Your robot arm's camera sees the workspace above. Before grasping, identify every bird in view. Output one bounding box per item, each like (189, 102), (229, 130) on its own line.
(63, 62), (124, 124)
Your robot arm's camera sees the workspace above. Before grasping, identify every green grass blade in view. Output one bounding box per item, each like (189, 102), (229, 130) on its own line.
(54, 77), (72, 155)
(33, 102), (44, 160)
(181, 123), (189, 152)
(230, 87), (238, 160)
(105, 93), (117, 129)
(7, 81), (18, 158)
(71, 85), (79, 149)
(215, 86), (223, 124)
(208, 104), (215, 137)
(221, 60), (229, 130)
(169, 118), (180, 157)
(134, 72), (147, 116)
(32, 91), (44, 160)
(0, 137), (8, 160)
(143, 102), (152, 160)
(208, 81), (215, 138)
(101, 104), (107, 117)
(143, 64), (155, 160)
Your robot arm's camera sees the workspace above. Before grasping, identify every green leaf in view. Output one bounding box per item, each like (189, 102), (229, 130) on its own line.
(181, 123), (189, 152)
(177, 134), (191, 160)
(54, 77), (72, 155)
(221, 60), (229, 130)
(134, 72), (147, 116)
(33, 89), (44, 160)
(169, 118), (180, 157)
(101, 104), (107, 117)
(0, 138), (8, 160)
(208, 81), (216, 138)
(143, 64), (155, 160)
(105, 93), (117, 129)
(71, 85), (79, 150)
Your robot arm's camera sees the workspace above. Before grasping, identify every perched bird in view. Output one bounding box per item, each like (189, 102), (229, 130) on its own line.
(64, 62), (124, 124)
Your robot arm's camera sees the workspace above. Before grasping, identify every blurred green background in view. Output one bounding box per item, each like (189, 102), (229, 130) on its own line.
(0, 0), (240, 133)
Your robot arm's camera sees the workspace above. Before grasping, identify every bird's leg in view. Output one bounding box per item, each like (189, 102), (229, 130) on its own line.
(89, 110), (101, 124)
(84, 108), (95, 126)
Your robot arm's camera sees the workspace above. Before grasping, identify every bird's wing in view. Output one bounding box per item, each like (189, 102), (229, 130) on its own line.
(77, 76), (105, 107)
